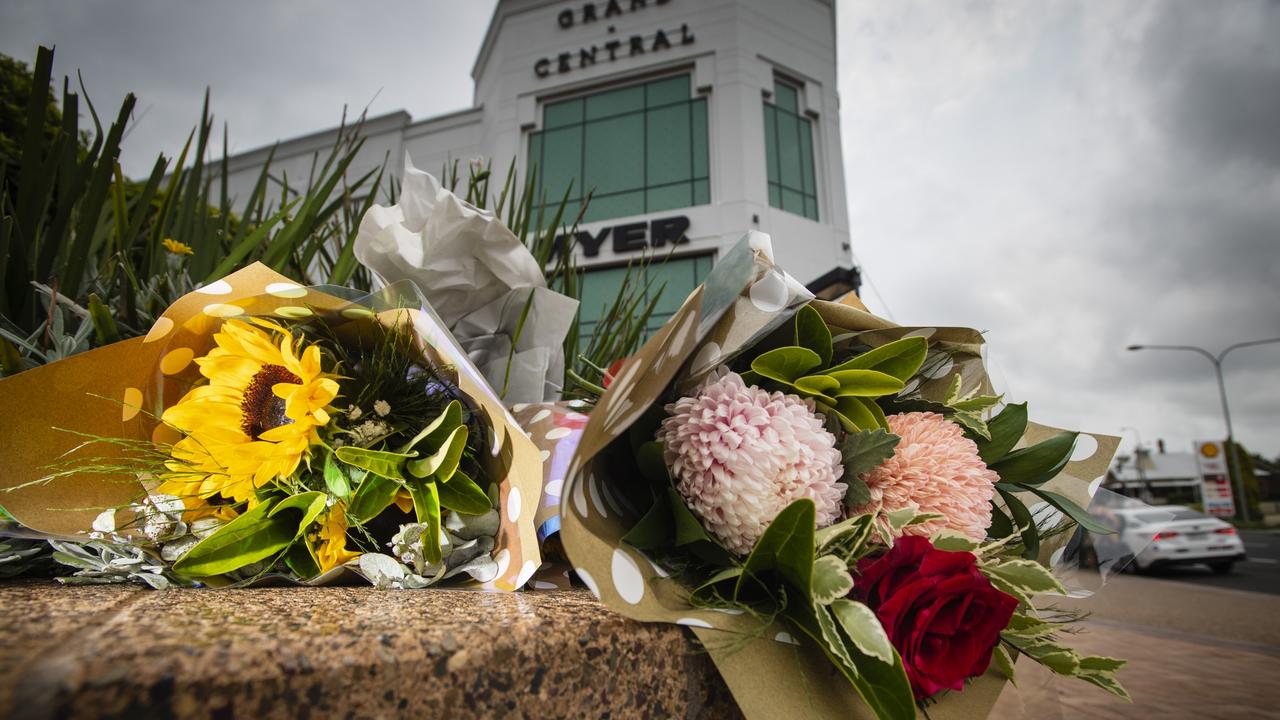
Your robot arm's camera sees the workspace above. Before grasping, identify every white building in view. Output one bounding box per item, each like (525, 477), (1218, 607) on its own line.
(220, 0), (859, 331)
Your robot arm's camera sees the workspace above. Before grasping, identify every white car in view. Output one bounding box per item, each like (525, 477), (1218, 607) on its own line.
(1112, 505), (1247, 574)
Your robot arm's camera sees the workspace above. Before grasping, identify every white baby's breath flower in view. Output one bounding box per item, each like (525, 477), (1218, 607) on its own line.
(373, 400), (391, 417)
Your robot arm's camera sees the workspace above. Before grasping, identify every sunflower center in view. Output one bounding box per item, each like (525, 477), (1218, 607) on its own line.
(241, 364), (301, 439)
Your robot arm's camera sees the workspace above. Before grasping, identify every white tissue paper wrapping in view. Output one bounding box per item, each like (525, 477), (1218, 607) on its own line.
(355, 157), (579, 404)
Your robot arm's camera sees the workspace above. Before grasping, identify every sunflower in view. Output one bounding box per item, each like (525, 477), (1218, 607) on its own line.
(159, 319), (340, 506)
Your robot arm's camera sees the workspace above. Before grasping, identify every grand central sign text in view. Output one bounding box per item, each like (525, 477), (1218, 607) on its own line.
(534, 0), (695, 78)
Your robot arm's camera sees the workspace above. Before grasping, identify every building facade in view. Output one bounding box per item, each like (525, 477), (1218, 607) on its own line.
(220, 0), (858, 327)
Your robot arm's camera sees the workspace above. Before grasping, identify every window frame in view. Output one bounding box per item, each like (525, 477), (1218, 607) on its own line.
(526, 70), (711, 224)
(763, 74), (820, 221)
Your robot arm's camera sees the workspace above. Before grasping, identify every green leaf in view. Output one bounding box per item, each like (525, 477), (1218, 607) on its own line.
(1077, 670), (1131, 701)
(347, 473), (403, 524)
(829, 396), (881, 432)
(437, 469), (493, 515)
(335, 446), (414, 482)
(408, 481), (443, 564)
(976, 403), (1028, 464)
(840, 429), (900, 478)
(173, 500), (293, 576)
(794, 304), (833, 367)
(1079, 656), (1126, 673)
(827, 369), (905, 397)
(268, 491), (328, 539)
(794, 374), (839, 398)
(815, 604), (856, 669)
(811, 555), (855, 605)
(637, 441), (671, 487)
(990, 432), (1078, 486)
(993, 644), (1017, 683)
(844, 476), (872, 510)
(284, 539), (321, 579)
(737, 499), (816, 600)
(1022, 485), (1117, 535)
(689, 566), (744, 605)
(1003, 488), (1040, 560)
(751, 346), (823, 385)
(323, 455), (351, 499)
(816, 513), (875, 553)
(989, 500), (1014, 539)
(406, 425), (468, 480)
(932, 534), (980, 552)
(983, 558), (1067, 596)
(829, 336), (928, 382)
(830, 598), (895, 664)
(622, 491), (674, 550)
(398, 399), (464, 454)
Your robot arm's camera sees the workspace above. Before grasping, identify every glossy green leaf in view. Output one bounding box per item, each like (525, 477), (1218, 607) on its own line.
(323, 454), (351, 499)
(268, 491), (328, 539)
(988, 500), (1014, 539)
(437, 469), (493, 515)
(284, 539), (321, 579)
(335, 446), (414, 482)
(399, 399), (464, 454)
(993, 644), (1017, 683)
(751, 346), (823, 385)
(347, 473), (403, 523)
(828, 369), (905, 397)
(976, 403), (1029, 465)
(998, 487), (1039, 559)
(990, 432), (1078, 486)
(828, 336), (928, 382)
(407, 425), (468, 480)
(829, 396), (880, 432)
(794, 304), (833, 367)
(830, 598), (895, 664)
(1022, 485), (1117, 535)
(173, 499), (292, 576)
(409, 481), (443, 564)
(738, 499), (815, 599)
(984, 558), (1066, 596)
(794, 374), (839, 398)
(622, 491), (674, 550)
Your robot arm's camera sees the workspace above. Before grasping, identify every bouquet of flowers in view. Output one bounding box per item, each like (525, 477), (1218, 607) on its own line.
(561, 233), (1130, 719)
(0, 263), (544, 590)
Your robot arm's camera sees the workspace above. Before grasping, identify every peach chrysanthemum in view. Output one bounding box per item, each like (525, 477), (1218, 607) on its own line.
(657, 369), (845, 555)
(856, 412), (997, 541)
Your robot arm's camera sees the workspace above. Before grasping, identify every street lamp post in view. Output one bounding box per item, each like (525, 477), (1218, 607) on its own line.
(1127, 337), (1280, 524)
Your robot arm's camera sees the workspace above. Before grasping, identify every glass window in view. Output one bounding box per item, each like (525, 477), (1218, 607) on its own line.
(576, 254), (715, 346)
(528, 74), (710, 224)
(763, 78), (819, 221)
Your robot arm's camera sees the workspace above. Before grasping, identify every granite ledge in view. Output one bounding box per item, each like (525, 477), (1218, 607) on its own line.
(0, 580), (742, 720)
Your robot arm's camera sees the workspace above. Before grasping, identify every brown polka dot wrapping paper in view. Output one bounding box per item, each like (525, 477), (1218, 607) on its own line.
(560, 233), (1120, 719)
(0, 262), (546, 591)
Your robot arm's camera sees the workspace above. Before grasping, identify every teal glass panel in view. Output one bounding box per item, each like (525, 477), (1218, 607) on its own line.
(527, 132), (543, 179)
(583, 114), (644, 195)
(773, 81), (799, 114)
(646, 182), (691, 213)
(646, 104), (692, 185)
(579, 266), (629, 322)
(539, 199), (579, 228)
(803, 197), (817, 220)
(691, 99), (709, 177)
(544, 98), (583, 129)
(777, 112), (802, 190)
(541, 126), (583, 205)
(646, 75), (690, 106)
(768, 183), (781, 208)
(583, 191), (644, 222)
(799, 120), (815, 195)
(693, 179), (709, 205)
(763, 106), (779, 185)
(586, 84), (644, 120)
(782, 188), (805, 215)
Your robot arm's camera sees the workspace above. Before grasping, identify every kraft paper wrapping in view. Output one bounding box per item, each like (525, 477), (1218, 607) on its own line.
(560, 232), (1119, 718)
(0, 263), (546, 591)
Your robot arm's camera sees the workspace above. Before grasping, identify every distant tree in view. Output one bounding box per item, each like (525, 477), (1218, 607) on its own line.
(1227, 440), (1263, 520)
(0, 52), (88, 185)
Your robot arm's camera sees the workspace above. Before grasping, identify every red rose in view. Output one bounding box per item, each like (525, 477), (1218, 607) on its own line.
(852, 535), (1018, 701)
(602, 357), (627, 388)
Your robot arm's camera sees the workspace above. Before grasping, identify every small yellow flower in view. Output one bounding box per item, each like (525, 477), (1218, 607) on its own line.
(162, 238), (194, 256)
(315, 503), (360, 572)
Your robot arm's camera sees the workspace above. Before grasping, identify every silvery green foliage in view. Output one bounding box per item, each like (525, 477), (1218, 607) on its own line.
(0, 285), (94, 374)
(361, 509), (502, 590)
(48, 539), (185, 590)
(0, 536), (53, 578)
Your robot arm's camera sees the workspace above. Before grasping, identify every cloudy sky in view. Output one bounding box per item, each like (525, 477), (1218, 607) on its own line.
(3, 0), (1277, 460)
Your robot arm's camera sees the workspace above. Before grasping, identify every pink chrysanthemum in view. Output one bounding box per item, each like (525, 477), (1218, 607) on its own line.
(657, 369), (846, 555)
(856, 412), (997, 541)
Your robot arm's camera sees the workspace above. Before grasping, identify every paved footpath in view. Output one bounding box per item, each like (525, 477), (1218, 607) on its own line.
(990, 575), (1280, 719)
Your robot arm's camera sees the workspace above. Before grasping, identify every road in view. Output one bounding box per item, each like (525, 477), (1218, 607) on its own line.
(1136, 529), (1280, 596)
